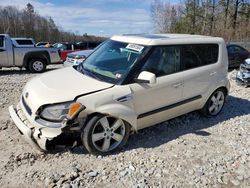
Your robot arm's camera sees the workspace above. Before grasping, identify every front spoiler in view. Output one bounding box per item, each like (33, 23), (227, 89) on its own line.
(9, 105), (44, 151)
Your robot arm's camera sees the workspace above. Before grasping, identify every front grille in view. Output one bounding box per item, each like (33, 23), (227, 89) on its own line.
(66, 57), (75, 63)
(22, 96), (32, 115)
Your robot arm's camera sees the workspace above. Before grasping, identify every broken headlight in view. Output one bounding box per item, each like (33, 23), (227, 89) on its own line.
(40, 102), (84, 122)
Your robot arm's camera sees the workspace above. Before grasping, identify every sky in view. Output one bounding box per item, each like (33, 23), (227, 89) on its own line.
(0, 0), (177, 37)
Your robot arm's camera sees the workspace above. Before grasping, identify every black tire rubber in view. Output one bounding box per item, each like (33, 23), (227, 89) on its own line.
(200, 88), (226, 117)
(81, 114), (130, 155)
(28, 59), (46, 73)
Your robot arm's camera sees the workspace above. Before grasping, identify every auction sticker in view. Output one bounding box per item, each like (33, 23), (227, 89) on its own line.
(126, 44), (144, 52)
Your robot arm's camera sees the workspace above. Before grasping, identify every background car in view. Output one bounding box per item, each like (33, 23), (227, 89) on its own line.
(54, 41), (102, 61)
(0, 34), (61, 73)
(227, 44), (249, 68)
(36, 42), (51, 47)
(63, 49), (94, 67)
(236, 58), (250, 87)
(76, 41), (102, 50)
(53, 42), (78, 61)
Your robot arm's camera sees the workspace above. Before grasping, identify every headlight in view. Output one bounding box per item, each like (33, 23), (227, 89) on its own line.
(75, 55), (86, 59)
(40, 102), (84, 122)
(75, 58), (86, 65)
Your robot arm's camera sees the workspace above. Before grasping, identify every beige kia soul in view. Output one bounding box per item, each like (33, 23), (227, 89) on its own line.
(9, 34), (230, 155)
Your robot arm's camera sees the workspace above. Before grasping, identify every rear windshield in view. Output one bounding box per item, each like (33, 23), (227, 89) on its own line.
(16, 40), (34, 45)
(0, 36), (3, 47)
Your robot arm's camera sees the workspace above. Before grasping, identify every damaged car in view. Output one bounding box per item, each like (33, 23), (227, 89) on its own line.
(9, 34), (230, 155)
(236, 58), (250, 87)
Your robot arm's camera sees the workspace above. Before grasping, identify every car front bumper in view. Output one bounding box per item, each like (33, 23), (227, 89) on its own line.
(9, 103), (66, 151)
(236, 71), (250, 87)
(9, 105), (44, 151)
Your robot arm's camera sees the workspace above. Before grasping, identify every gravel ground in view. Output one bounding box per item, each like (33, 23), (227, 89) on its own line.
(0, 66), (249, 188)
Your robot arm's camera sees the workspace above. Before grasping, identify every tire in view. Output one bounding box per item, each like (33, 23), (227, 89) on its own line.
(28, 59), (46, 73)
(82, 114), (130, 155)
(201, 88), (226, 117)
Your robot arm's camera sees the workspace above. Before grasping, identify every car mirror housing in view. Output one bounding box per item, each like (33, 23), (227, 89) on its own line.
(135, 71), (156, 84)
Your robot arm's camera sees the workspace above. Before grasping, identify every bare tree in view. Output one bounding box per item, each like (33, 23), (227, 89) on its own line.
(151, 0), (250, 41)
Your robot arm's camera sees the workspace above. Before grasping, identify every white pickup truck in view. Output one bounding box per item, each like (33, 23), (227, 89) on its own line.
(0, 34), (61, 73)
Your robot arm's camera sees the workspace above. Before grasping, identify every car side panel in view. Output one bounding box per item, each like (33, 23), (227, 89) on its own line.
(76, 85), (138, 130)
(0, 36), (13, 66)
(182, 42), (229, 110)
(13, 47), (61, 66)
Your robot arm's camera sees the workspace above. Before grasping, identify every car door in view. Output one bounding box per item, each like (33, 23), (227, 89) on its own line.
(0, 36), (9, 66)
(129, 46), (184, 130)
(180, 44), (219, 112)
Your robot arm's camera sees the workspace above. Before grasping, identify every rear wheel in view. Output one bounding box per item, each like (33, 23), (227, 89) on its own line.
(82, 115), (130, 155)
(201, 89), (226, 116)
(28, 59), (46, 73)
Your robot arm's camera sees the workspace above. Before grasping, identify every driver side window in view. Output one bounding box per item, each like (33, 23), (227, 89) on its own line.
(141, 46), (180, 77)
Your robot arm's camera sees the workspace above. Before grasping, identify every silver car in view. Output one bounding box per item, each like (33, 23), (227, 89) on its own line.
(236, 58), (250, 87)
(64, 50), (94, 67)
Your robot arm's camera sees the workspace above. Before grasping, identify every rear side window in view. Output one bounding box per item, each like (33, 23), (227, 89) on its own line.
(181, 44), (219, 71)
(0, 36), (3, 47)
(16, 40), (34, 45)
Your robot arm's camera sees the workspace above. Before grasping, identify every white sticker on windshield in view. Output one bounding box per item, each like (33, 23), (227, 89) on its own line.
(126, 44), (144, 52)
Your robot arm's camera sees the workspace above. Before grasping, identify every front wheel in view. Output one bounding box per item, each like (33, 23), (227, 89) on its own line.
(201, 89), (226, 117)
(82, 115), (130, 155)
(28, 59), (46, 73)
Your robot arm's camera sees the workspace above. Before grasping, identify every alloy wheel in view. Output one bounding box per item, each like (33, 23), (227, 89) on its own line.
(91, 116), (126, 152)
(208, 90), (225, 115)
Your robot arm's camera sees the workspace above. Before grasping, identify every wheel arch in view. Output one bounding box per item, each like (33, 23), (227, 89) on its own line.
(84, 104), (137, 131)
(201, 84), (229, 110)
(23, 51), (50, 66)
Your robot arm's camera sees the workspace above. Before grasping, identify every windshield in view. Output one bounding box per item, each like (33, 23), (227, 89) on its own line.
(77, 40), (147, 84)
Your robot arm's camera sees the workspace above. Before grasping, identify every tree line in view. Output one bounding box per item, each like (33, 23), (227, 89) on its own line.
(151, 0), (250, 42)
(0, 3), (104, 43)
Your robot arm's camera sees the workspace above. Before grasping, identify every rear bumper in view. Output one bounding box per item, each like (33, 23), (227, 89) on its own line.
(9, 105), (44, 151)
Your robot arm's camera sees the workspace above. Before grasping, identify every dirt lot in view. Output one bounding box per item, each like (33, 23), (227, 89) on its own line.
(0, 66), (249, 188)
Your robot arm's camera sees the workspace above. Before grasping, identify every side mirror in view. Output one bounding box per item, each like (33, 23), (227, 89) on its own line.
(135, 71), (156, 84)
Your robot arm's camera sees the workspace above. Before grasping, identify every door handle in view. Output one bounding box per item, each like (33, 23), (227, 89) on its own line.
(172, 82), (183, 88)
(209, 72), (216, 76)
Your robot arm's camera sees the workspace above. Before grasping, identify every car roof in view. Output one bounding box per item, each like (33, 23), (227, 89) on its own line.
(227, 44), (244, 47)
(111, 34), (224, 46)
(12, 38), (34, 40)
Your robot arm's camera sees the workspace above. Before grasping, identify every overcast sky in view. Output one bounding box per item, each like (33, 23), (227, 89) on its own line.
(0, 0), (177, 36)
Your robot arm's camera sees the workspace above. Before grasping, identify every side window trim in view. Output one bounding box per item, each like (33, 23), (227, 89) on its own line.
(0, 36), (4, 48)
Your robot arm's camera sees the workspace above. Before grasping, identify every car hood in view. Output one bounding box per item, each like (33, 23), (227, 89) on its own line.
(68, 50), (94, 58)
(22, 67), (113, 112)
